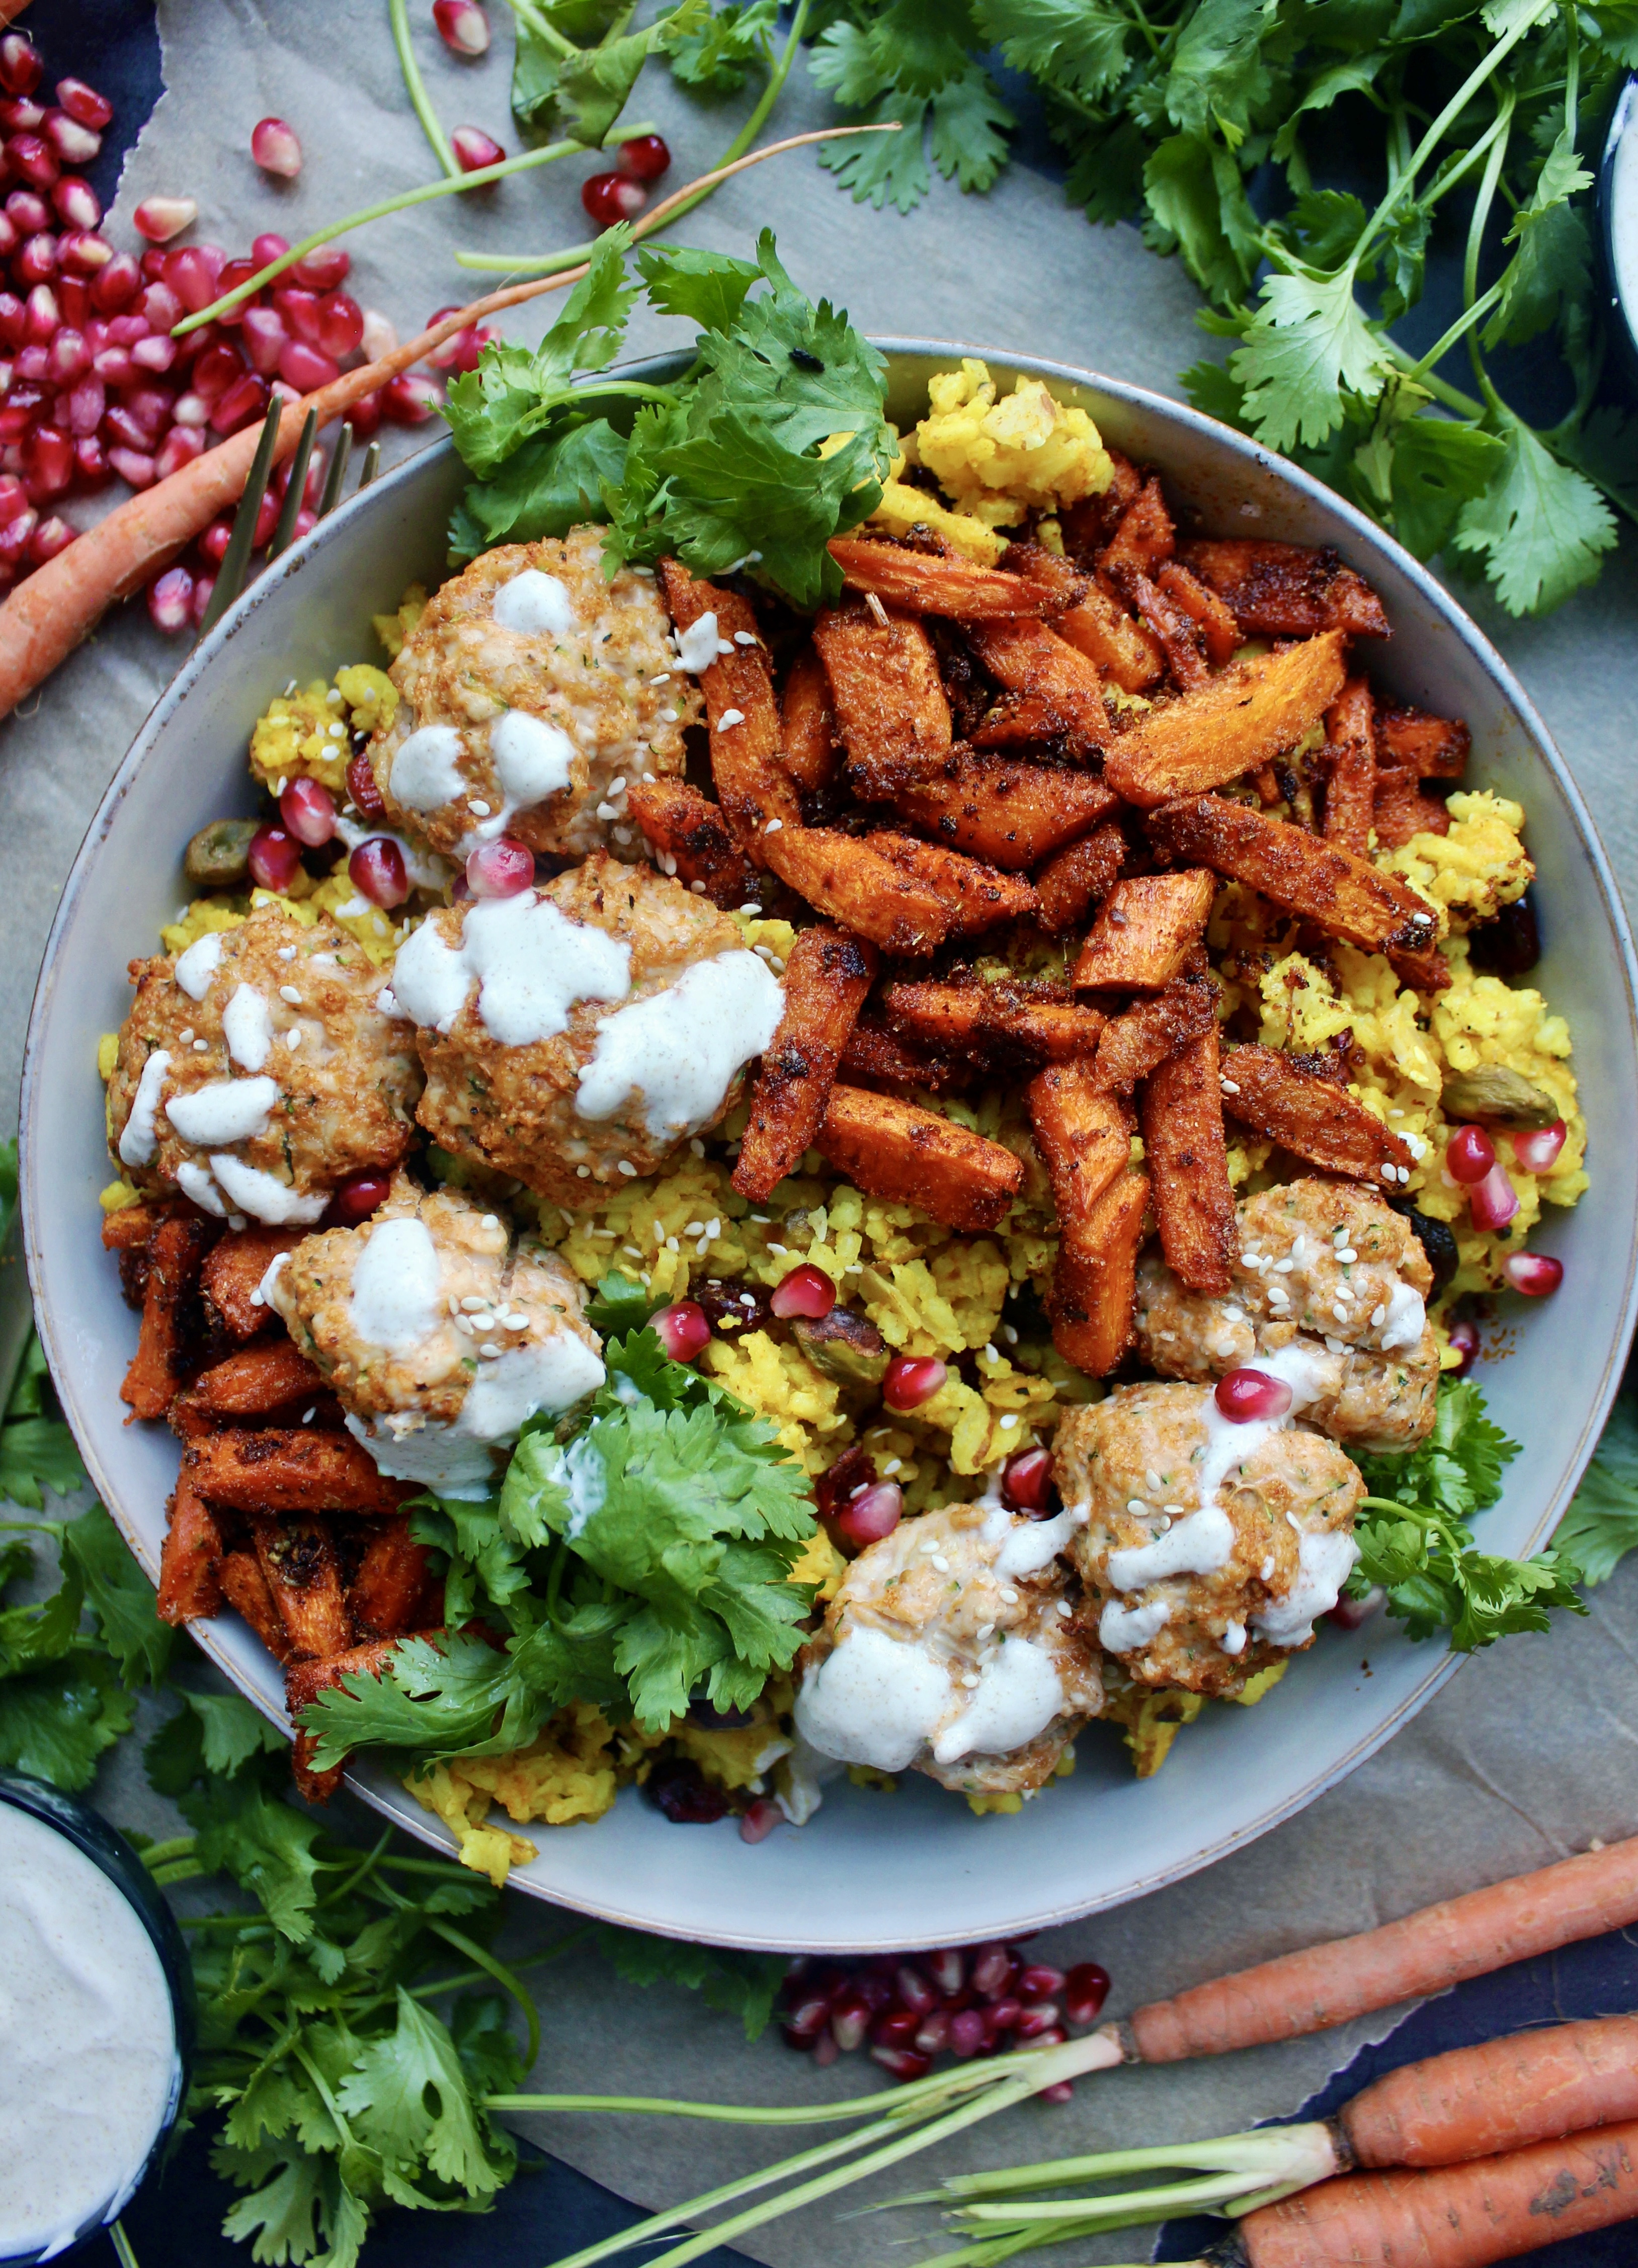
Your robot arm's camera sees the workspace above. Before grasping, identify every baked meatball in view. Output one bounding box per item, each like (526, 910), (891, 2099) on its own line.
(365, 529), (701, 865)
(794, 1496), (1103, 1796)
(1056, 1379), (1364, 1696)
(267, 1177), (604, 1498)
(1135, 1180), (1439, 1452)
(107, 904), (421, 1226)
(388, 853), (784, 1206)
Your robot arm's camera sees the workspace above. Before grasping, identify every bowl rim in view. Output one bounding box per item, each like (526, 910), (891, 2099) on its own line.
(21, 342), (1638, 1944)
(1599, 71), (1638, 385)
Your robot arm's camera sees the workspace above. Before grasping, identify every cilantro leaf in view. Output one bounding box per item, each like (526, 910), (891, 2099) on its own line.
(1452, 413), (1618, 615)
(1387, 413), (1507, 560)
(1143, 132), (1262, 304)
(663, 0), (778, 92)
(184, 1771), (325, 1942)
(512, 2), (700, 149)
(1230, 269), (1393, 451)
(818, 90), (932, 213)
(337, 1989), (513, 2198)
(451, 419), (630, 555)
(973, 0), (1132, 100)
(0, 1654), (135, 1789)
(63, 1501), (176, 1686)
(215, 2140), (364, 2268)
(595, 1924), (787, 2039)
(145, 1687), (286, 1792)
(928, 65), (1015, 194)
(586, 1268), (664, 1337)
(635, 242), (762, 332)
(1555, 1394), (1638, 1585)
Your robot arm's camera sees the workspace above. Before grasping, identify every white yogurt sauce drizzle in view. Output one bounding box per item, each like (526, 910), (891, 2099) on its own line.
(1097, 1339), (1358, 1657)
(793, 1625), (950, 1772)
(348, 1217), (444, 1353)
(208, 1156), (325, 1227)
(1377, 1281), (1426, 1351)
(493, 567), (579, 636)
(173, 931), (223, 1000)
(674, 611), (719, 674)
(462, 710), (579, 844)
(576, 950), (783, 1136)
(117, 1049), (171, 1166)
(222, 983), (273, 1072)
(390, 725), (467, 810)
(392, 893), (631, 1047)
(163, 1074), (280, 1147)
(0, 1802), (178, 2260)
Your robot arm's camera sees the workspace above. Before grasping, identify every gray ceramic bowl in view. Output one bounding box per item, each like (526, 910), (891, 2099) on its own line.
(22, 347), (1638, 1952)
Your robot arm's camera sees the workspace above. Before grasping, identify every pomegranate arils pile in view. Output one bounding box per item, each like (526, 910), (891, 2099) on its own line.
(780, 1944), (1110, 2087)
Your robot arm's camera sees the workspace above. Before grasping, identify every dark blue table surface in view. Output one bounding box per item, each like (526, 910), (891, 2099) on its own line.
(42, 6), (1638, 2262)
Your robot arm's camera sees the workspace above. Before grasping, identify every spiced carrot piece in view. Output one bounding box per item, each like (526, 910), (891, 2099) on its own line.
(155, 1474), (224, 1625)
(1141, 1027), (1236, 1296)
(815, 1085), (1023, 1233)
(1323, 675), (1378, 857)
(626, 779), (764, 912)
(200, 1226), (302, 1340)
(195, 1339), (326, 1418)
(218, 1548), (292, 1662)
(186, 1428), (411, 1516)
(733, 926), (877, 1205)
(349, 1524), (441, 1640)
(121, 1211), (219, 1420)
(1034, 823), (1126, 936)
(780, 643), (841, 795)
(287, 1635), (427, 1801)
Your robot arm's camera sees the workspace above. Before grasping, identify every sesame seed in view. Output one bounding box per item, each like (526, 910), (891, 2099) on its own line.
(718, 708), (745, 730)
(577, 1165), (591, 1178)
(249, 1289), (265, 1307)
(690, 1138), (705, 1157)
(690, 880), (707, 893)
(977, 1622), (994, 1640)
(1002, 1323), (1018, 1345)
(961, 1672), (980, 1689)
(1219, 1077), (1240, 1094)
(999, 1587), (1019, 1605)
(1338, 1247), (1357, 1263)
(998, 1414), (1018, 1430)
(279, 985), (301, 1004)
(479, 1343), (502, 1359)
(179, 1028), (194, 1044)
(284, 1029), (303, 1050)
(278, 947), (296, 961)
(468, 798), (492, 816)
(932, 1555), (950, 1572)
(1381, 1164), (1396, 1182)
(765, 817), (783, 833)
(1332, 1302), (1350, 1320)
(733, 630), (758, 645)
(1145, 1470), (1164, 1493)
(193, 1038), (209, 1052)
(617, 1161), (638, 1177)
(1370, 1304), (1387, 1326)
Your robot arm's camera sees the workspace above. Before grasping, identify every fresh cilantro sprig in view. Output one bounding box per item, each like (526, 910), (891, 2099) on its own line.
(443, 226), (894, 606)
(1345, 1375), (1584, 1649)
(301, 1317), (816, 1769)
(1554, 1391), (1638, 1586)
(795, 0), (1634, 615)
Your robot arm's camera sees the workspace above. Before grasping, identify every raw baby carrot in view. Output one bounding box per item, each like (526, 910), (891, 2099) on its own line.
(1231, 2118), (1638, 2267)
(1126, 1835), (1638, 2062)
(1341, 2011), (1638, 2168)
(0, 127), (878, 722)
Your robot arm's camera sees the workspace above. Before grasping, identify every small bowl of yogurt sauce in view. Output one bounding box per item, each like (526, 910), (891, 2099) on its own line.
(0, 1775), (193, 2264)
(1600, 72), (1638, 387)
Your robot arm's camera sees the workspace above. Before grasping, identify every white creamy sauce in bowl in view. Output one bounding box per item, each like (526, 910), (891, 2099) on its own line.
(0, 1801), (179, 2260)
(392, 893), (631, 1046)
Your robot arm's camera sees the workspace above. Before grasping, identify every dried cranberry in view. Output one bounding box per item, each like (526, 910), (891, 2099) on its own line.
(644, 1758), (728, 1824)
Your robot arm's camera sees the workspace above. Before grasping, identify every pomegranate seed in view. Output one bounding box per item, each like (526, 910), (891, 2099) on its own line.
(831, 1480), (902, 1551)
(90, 253), (140, 312)
(154, 426), (202, 479)
(739, 1796), (782, 1844)
(23, 425), (70, 494)
(1014, 2000), (1063, 2039)
(947, 2008), (988, 2059)
(1062, 1961), (1111, 2026)
(651, 1301), (712, 1363)
(381, 372), (442, 422)
(829, 1995), (870, 2053)
(812, 2032), (838, 2068)
(5, 187), (46, 230)
(985, 1996), (1023, 2038)
(1469, 1161), (1519, 1232)
(434, 0), (492, 54)
(1037, 2080), (1075, 2105)
(167, 244), (227, 314)
(279, 338), (340, 391)
(22, 282), (55, 341)
(199, 515), (235, 565)
(0, 473), (26, 524)
(328, 1169), (391, 1226)
(1503, 1251), (1563, 1296)
(871, 2007), (919, 2050)
(871, 2045), (931, 2082)
(0, 507), (33, 564)
(107, 445), (155, 488)
(102, 405), (150, 452)
(1018, 1964), (1066, 1997)
(926, 1949), (964, 1996)
(314, 290), (363, 360)
(281, 776), (339, 847)
(43, 112), (100, 166)
(251, 117), (302, 178)
(58, 227), (111, 276)
(291, 243), (349, 290)
(349, 835), (410, 909)
(770, 1262), (836, 1320)
(1447, 1315), (1481, 1374)
(582, 171), (645, 226)
(57, 276), (89, 328)
(209, 371), (269, 435)
(1326, 1585), (1383, 1630)
(1512, 1118), (1567, 1173)
(146, 564), (193, 631)
(452, 124), (505, 173)
(782, 1993), (830, 2045)
(51, 173), (100, 228)
(883, 1354), (947, 1410)
(8, 134), (57, 189)
(1031, 2027), (1069, 2049)
(252, 485), (281, 547)
(15, 231), (55, 285)
(133, 195), (197, 244)
(1001, 1446), (1054, 1513)
(252, 231), (291, 268)
(0, 35), (42, 97)
(645, 1756), (728, 1823)
(210, 257), (259, 318)
(273, 284), (321, 345)
(348, 386), (383, 437)
(970, 1944), (1014, 1998)
(56, 79), (113, 131)
(424, 308), (493, 373)
(0, 97), (40, 134)
(171, 392), (209, 429)
(0, 212), (15, 256)
(25, 512), (72, 565)
(124, 383), (175, 437)
(0, 293), (20, 349)
(1214, 1366), (1294, 1423)
(139, 280), (182, 332)
(91, 346), (130, 386)
(131, 334), (178, 374)
(137, 248), (166, 282)
(247, 824), (302, 889)
(465, 835), (535, 898)
(360, 307), (397, 360)
(616, 132), (671, 183)
(186, 569), (215, 628)
(347, 749), (386, 816)
(240, 307), (287, 377)
(47, 326), (88, 381)
(1445, 1124), (1495, 1184)
(895, 1966), (938, 2018)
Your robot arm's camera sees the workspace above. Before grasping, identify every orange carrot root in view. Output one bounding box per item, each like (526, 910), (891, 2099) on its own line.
(1241, 2117), (1638, 2268)
(1339, 2011), (1638, 2169)
(1127, 1837), (1638, 2064)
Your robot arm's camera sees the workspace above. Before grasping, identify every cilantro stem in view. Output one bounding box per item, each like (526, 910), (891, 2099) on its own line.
(318, 1822), (394, 1906)
(455, 0), (815, 276)
(501, 0), (574, 60)
(389, 0), (459, 178)
(371, 1876), (543, 2071)
(140, 1834), (196, 1870)
(1404, 274), (1508, 383)
(150, 1860), (206, 1886)
(1350, 0), (1550, 276)
(110, 2220), (141, 2268)
(1460, 91), (1514, 420)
